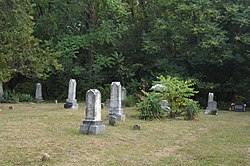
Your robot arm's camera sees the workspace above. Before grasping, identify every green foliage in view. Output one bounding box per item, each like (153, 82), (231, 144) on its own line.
(125, 95), (137, 107)
(1, 90), (33, 103)
(184, 99), (200, 120)
(0, 0), (61, 82)
(2, 90), (19, 103)
(136, 91), (164, 120)
(18, 94), (33, 102)
(98, 84), (110, 102)
(153, 75), (199, 118)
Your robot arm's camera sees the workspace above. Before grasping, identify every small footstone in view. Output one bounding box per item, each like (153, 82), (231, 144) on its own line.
(64, 102), (73, 109)
(41, 153), (50, 161)
(133, 124), (142, 130)
(109, 115), (116, 126)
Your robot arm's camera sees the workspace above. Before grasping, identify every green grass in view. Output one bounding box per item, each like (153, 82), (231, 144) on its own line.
(0, 103), (249, 166)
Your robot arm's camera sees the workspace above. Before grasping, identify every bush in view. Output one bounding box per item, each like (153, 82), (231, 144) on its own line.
(2, 90), (19, 103)
(136, 91), (165, 120)
(98, 84), (110, 102)
(18, 94), (33, 102)
(184, 99), (200, 120)
(125, 95), (137, 107)
(153, 75), (199, 119)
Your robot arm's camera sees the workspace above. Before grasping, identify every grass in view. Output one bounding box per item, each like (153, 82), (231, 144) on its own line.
(0, 103), (249, 166)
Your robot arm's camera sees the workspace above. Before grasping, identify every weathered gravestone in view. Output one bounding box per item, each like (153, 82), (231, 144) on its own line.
(0, 82), (3, 101)
(80, 89), (105, 135)
(205, 92), (217, 114)
(231, 103), (246, 112)
(107, 82), (125, 121)
(108, 115), (116, 126)
(64, 79), (78, 109)
(161, 100), (171, 112)
(121, 87), (126, 106)
(35, 83), (43, 103)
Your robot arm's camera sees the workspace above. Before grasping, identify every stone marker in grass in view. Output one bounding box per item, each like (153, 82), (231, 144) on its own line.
(64, 79), (78, 109)
(121, 87), (126, 106)
(35, 83), (43, 103)
(0, 82), (3, 101)
(107, 82), (125, 121)
(205, 92), (217, 115)
(80, 89), (105, 135)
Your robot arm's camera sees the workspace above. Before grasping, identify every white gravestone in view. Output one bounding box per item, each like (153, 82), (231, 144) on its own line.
(107, 82), (125, 121)
(0, 82), (3, 101)
(208, 93), (214, 102)
(80, 89), (105, 135)
(121, 87), (126, 106)
(205, 92), (217, 114)
(64, 79), (78, 109)
(35, 83), (43, 103)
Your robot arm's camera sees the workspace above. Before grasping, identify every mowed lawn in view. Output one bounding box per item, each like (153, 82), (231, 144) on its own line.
(0, 103), (249, 166)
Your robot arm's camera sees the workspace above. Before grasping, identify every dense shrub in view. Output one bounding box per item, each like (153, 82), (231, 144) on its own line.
(2, 90), (19, 103)
(18, 94), (34, 102)
(153, 75), (199, 119)
(184, 99), (200, 120)
(136, 91), (165, 120)
(125, 95), (137, 107)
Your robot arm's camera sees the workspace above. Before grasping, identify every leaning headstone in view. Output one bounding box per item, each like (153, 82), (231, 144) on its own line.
(80, 89), (105, 135)
(107, 82), (125, 121)
(35, 83), (43, 103)
(64, 79), (78, 109)
(0, 82), (3, 101)
(205, 93), (217, 114)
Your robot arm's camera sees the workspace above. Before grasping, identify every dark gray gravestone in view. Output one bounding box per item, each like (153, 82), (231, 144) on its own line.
(232, 103), (246, 112)
(132, 124), (142, 130)
(108, 115), (116, 126)
(64, 102), (73, 109)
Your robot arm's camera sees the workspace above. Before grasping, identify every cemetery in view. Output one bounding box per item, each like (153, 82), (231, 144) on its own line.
(1, 0), (250, 165)
(0, 80), (249, 165)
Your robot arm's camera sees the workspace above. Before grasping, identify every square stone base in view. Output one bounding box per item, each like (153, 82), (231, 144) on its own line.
(80, 121), (105, 135)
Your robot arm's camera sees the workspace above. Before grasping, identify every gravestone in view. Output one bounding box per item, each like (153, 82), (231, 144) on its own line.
(151, 84), (165, 91)
(0, 82), (3, 101)
(80, 89), (105, 135)
(107, 82), (125, 121)
(35, 83), (43, 103)
(121, 87), (126, 106)
(208, 93), (214, 102)
(205, 92), (217, 114)
(231, 103), (246, 112)
(64, 79), (78, 109)
(133, 124), (142, 130)
(161, 100), (171, 112)
(108, 115), (116, 126)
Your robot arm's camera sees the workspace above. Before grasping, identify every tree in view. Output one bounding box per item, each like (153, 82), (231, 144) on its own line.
(0, 0), (60, 83)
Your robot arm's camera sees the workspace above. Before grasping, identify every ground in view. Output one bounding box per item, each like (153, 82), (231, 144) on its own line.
(0, 103), (249, 165)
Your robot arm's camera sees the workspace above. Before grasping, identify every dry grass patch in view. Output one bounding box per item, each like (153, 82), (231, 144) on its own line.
(0, 103), (249, 165)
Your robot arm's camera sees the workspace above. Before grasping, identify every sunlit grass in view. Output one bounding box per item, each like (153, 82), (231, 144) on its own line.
(0, 103), (249, 165)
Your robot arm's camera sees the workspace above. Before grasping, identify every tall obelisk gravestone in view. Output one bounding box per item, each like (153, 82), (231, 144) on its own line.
(64, 79), (78, 109)
(107, 82), (125, 121)
(35, 83), (43, 103)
